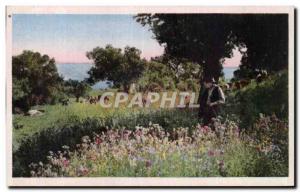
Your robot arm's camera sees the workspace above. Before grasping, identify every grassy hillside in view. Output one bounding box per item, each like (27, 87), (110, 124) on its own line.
(12, 70), (289, 177)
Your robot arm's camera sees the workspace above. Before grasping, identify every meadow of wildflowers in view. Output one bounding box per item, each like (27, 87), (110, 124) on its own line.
(13, 74), (289, 177)
(29, 115), (288, 177)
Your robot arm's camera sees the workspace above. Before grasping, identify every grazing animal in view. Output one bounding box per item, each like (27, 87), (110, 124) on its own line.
(61, 98), (69, 106)
(89, 96), (97, 104)
(85, 96), (91, 103)
(97, 95), (102, 102)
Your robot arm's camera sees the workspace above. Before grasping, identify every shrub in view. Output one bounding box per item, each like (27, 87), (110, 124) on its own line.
(222, 70), (288, 129)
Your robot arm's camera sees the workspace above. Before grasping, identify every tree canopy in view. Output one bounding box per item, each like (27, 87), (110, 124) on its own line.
(12, 50), (64, 111)
(135, 14), (288, 81)
(151, 54), (202, 83)
(232, 14), (288, 79)
(86, 45), (146, 92)
(135, 14), (236, 80)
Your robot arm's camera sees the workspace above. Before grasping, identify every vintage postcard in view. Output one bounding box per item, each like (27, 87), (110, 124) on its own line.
(6, 6), (295, 187)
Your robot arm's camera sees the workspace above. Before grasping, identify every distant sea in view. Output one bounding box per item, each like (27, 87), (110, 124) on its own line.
(56, 63), (238, 90)
(56, 63), (110, 90)
(223, 66), (238, 80)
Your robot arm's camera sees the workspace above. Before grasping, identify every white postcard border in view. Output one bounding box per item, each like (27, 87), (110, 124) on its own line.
(6, 6), (295, 187)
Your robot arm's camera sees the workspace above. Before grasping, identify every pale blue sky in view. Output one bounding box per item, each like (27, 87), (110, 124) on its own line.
(12, 14), (240, 66)
(12, 14), (164, 63)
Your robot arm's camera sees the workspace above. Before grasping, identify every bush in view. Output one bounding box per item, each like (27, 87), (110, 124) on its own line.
(223, 70), (288, 129)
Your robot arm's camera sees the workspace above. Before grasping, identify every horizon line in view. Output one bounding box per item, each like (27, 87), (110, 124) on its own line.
(55, 62), (240, 68)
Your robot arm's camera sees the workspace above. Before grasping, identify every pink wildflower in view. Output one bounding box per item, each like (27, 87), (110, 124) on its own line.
(201, 126), (210, 134)
(207, 150), (215, 157)
(95, 137), (102, 145)
(62, 159), (70, 167)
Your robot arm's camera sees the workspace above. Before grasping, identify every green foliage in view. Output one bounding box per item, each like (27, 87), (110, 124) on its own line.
(151, 54), (202, 82)
(222, 142), (257, 176)
(137, 57), (201, 92)
(222, 114), (288, 177)
(176, 79), (199, 92)
(137, 61), (176, 91)
(136, 14), (288, 80)
(12, 78), (31, 112)
(223, 70), (288, 128)
(64, 80), (91, 102)
(234, 15), (288, 74)
(135, 14), (235, 80)
(48, 87), (69, 105)
(86, 45), (146, 91)
(251, 114), (288, 176)
(12, 50), (64, 112)
(233, 65), (258, 80)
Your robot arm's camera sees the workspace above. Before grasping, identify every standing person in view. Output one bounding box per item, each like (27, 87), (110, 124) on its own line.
(198, 77), (225, 127)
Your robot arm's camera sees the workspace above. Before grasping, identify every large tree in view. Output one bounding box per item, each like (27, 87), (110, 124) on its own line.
(232, 14), (288, 79)
(12, 50), (63, 112)
(135, 14), (289, 81)
(86, 45), (146, 92)
(135, 14), (236, 81)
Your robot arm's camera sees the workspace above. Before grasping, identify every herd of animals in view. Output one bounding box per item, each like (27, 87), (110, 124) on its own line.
(221, 70), (268, 91)
(59, 70), (269, 107)
(73, 94), (150, 106)
(85, 95), (110, 105)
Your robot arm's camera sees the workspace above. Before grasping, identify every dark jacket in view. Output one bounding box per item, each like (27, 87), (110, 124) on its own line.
(199, 85), (225, 118)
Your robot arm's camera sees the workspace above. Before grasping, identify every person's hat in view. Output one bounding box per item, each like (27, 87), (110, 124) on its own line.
(203, 77), (216, 83)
